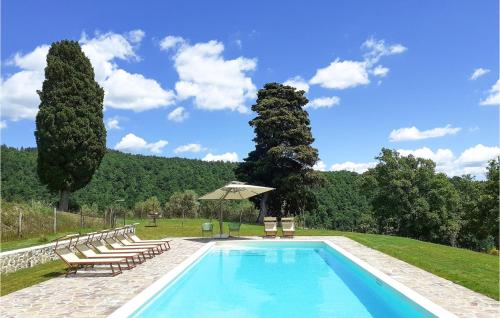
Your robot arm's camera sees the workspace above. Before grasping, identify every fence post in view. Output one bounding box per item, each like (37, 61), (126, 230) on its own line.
(54, 207), (57, 233)
(80, 209), (84, 229)
(18, 211), (23, 238)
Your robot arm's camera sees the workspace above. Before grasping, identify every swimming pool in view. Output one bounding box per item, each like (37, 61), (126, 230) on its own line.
(110, 240), (456, 318)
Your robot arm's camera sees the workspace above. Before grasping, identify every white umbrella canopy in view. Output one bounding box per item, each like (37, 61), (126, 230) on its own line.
(199, 181), (274, 238)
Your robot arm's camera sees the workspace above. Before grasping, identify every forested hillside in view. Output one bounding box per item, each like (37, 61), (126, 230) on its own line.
(1, 146), (237, 209)
(2, 146), (498, 252)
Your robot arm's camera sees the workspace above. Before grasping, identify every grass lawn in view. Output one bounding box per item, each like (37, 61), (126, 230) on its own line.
(0, 227), (103, 252)
(1, 218), (498, 300)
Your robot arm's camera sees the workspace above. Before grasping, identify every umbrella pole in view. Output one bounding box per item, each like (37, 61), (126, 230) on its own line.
(219, 191), (230, 237)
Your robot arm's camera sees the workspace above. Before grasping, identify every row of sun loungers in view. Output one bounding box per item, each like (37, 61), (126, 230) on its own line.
(264, 217), (295, 238)
(53, 225), (171, 277)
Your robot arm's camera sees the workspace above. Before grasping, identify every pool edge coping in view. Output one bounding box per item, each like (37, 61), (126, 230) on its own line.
(107, 239), (458, 318)
(107, 241), (216, 318)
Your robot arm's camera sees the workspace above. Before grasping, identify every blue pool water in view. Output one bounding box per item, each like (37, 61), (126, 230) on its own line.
(131, 242), (435, 318)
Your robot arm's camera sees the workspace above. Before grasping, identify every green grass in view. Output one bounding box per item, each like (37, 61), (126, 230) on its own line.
(1, 218), (498, 300)
(0, 227), (104, 252)
(1, 260), (66, 296)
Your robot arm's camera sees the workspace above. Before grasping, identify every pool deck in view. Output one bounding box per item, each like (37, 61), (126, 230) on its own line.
(0, 236), (498, 318)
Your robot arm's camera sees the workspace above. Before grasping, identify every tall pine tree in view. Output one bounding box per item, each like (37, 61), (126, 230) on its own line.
(35, 40), (106, 211)
(236, 83), (323, 222)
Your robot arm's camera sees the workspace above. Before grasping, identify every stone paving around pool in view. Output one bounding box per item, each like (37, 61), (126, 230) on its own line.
(0, 236), (498, 318)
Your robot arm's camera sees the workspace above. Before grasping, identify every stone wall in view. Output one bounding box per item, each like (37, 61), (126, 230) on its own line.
(0, 242), (62, 274)
(1, 241), (65, 274)
(1, 228), (137, 274)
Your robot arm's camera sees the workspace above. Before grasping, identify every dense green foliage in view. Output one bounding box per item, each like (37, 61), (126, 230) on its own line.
(1, 146), (236, 210)
(35, 40), (106, 211)
(237, 83), (323, 221)
(305, 171), (374, 232)
(362, 149), (462, 246)
(1, 146), (497, 251)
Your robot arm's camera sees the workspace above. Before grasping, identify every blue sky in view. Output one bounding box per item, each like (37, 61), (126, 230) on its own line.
(1, 0), (498, 177)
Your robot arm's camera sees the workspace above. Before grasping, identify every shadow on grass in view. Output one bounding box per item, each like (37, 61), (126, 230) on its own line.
(183, 236), (260, 243)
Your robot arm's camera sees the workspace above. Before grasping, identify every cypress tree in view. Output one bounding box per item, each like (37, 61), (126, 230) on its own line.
(236, 82), (323, 222)
(35, 40), (106, 211)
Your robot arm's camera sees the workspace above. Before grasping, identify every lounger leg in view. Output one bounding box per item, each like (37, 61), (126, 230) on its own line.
(110, 264), (115, 276)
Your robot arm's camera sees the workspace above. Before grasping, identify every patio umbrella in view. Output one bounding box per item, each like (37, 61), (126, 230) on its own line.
(199, 181), (274, 238)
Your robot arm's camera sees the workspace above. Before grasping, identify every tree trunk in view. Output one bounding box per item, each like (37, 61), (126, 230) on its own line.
(59, 190), (70, 211)
(257, 192), (269, 224)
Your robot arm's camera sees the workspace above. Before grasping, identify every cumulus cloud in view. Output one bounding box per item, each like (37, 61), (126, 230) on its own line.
(313, 160), (326, 171)
(80, 31), (175, 110)
(362, 37), (407, 65)
(389, 124), (461, 142)
(114, 133), (168, 154)
(174, 143), (205, 153)
(305, 96), (340, 109)
(167, 106), (189, 122)
(309, 37), (405, 90)
(202, 152), (239, 162)
(283, 76), (310, 92)
(161, 36), (257, 112)
(372, 65), (389, 77)
(0, 45), (49, 121)
(480, 79), (500, 106)
(106, 117), (121, 130)
(330, 161), (377, 174)
(329, 144), (499, 177)
(159, 36), (185, 50)
(310, 59), (369, 89)
(398, 145), (500, 177)
(1, 30), (175, 121)
(469, 68), (490, 80)
(397, 147), (455, 164)
(101, 69), (174, 111)
(128, 30), (145, 44)
(0, 121), (7, 129)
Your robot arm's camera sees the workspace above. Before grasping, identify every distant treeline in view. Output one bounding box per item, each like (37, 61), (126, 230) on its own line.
(1, 146), (498, 251)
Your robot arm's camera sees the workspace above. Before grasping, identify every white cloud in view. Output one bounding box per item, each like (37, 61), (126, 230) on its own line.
(330, 161), (377, 174)
(114, 133), (168, 154)
(309, 59), (369, 89)
(106, 117), (121, 130)
(305, 96), (340, 109)
(1, 30), (174, 121)
(329, 144), (499, 178)
(0, 45), (49, 121)
(456, 144), (500, 165)
(283, 76), (310, 92)
(313, 160), (326, 171)
(469, 68), (490, 80)
(128, 29), (145, 44)
(389, 124), (461, 142)
(372, 65), (389, 77)
(362, 38), (407, 65)
(398, 145), (500, 177)
(174, 143), (205, 153)
(167, 106), (189, 122)
(397, 147), (454, 164)
(309, 37), (406, 90)
(480, 79), (500, 106)
(101, 69), (175, 111)
(0, 120), (7, 129)
(202, 152), (239, 162)
(159, 36), (186, 50)
(81, 31), (175, 111)
(161, 36), (257, 112)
